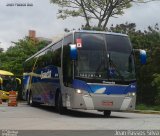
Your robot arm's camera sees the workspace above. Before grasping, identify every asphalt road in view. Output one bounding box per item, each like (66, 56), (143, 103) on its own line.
(0, 102), (160, 131)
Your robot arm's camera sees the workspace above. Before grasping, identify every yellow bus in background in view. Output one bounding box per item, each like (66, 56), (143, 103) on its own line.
(0, 70), (21, 101)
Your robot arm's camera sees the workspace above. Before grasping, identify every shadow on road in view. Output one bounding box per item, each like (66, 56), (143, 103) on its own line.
(29, 103), (128, 119)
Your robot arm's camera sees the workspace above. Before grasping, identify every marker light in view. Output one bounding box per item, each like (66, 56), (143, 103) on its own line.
(127, 92), (136, 97)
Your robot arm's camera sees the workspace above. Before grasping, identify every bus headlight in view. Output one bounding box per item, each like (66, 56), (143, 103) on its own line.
(132, 92), (136, 96)
(75, 89), (89, 95)
(76, 89), (83, 94)
(127, 92), (136, 97)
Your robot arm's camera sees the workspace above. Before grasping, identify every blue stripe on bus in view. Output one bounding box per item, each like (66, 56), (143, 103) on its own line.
(72, 79), (136, 95)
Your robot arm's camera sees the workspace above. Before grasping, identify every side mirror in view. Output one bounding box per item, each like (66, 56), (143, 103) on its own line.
(140, 50), (147, 64)
(133, 49), (147, 65)
(69, 44), (77, 60)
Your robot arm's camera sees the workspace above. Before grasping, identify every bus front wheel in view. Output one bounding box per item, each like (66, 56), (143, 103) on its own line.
(56, 92), (65, 114)
(103, 110), (111, 118)
(27, 91), (32, 105)
(28, 91), (39, 107)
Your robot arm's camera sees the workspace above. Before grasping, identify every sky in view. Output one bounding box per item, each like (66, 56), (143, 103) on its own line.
(0, 0), (160, 51)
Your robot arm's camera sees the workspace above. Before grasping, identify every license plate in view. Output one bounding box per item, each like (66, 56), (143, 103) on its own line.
(102, 101), (113, 106)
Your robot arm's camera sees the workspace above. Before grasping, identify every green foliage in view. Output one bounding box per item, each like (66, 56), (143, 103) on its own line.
(81, 25), (104, 31)
(152, 74), (160, 105)
(0, 48), (4, 53)
(136, 104), (160, 111)
(0, 37), (47, 76)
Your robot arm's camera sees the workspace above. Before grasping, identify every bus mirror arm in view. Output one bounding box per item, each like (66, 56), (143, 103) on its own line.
(133, 49), (147, 65)
(16, 78), (21, 85)
(0, 77), (3, 84)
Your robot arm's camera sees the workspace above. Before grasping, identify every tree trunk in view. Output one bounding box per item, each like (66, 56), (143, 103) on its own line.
(98, 19), (103, 28)
(102, 7), (114, 30)
(102, 16), (109, 30)
(81, 0), (90, 28)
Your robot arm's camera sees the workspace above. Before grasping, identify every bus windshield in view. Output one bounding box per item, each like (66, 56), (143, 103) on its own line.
(75, 32), (135, 82)
(0, 76), (17, 91)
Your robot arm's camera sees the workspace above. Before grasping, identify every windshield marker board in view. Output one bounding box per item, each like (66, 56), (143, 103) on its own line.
(76, 38), (82, 48)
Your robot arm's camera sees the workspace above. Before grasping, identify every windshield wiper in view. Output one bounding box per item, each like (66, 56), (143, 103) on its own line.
(108, 58), (125, 81)
(95, 58), (107, 77)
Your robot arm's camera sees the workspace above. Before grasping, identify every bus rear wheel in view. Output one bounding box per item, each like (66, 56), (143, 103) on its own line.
(103, 110), (111, 118)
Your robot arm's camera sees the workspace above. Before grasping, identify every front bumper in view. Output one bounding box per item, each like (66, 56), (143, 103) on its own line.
(66, 92), (136, 111)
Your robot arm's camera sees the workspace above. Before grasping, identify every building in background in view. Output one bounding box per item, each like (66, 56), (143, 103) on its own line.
(28, 30), (52, 44)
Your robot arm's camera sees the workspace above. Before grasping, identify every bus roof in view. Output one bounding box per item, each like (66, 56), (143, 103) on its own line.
(0, 70), (14, 76)
(25, 30), (128, 62)
(73, 30), (128, 37)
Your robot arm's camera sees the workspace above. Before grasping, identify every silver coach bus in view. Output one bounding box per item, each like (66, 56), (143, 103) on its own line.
(22, 30), (146, 117)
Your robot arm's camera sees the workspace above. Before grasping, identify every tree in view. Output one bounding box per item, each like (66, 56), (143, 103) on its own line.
(0, 48), (4, 53)
(50, 0), (156, 30)
(152, 74), (160, 105)
(0, 37), (48, 75)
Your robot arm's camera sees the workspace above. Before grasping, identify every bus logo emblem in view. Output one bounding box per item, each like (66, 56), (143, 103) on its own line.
(41, 70), (52, 79)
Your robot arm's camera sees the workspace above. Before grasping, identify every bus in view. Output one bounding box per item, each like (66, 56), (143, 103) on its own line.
(22, 73), (31, 100)
(0, 70), (21, 101)
(23, 30), (146, 117)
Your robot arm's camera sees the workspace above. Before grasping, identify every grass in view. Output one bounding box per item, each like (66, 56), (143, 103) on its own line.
(136, 104), (160, 111)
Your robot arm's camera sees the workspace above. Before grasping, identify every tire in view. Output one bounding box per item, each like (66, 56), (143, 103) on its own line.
(103, 110), (111, 118)
(27, 91), (39, 107)
(27, 91), (32, 105)
(26, 90), (28, 101)
(56, 92), (65, 114)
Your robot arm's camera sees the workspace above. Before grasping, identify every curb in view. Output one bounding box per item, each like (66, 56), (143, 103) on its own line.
(126, 110), (160, 115)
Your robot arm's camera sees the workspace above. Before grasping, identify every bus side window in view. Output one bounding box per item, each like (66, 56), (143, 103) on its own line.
(51, 40), (62, 67)
(63, 45), (72, 86)
(52, 48), (61, 67)
(63, 34), (73, 86)
(45, 50), (53, 67)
